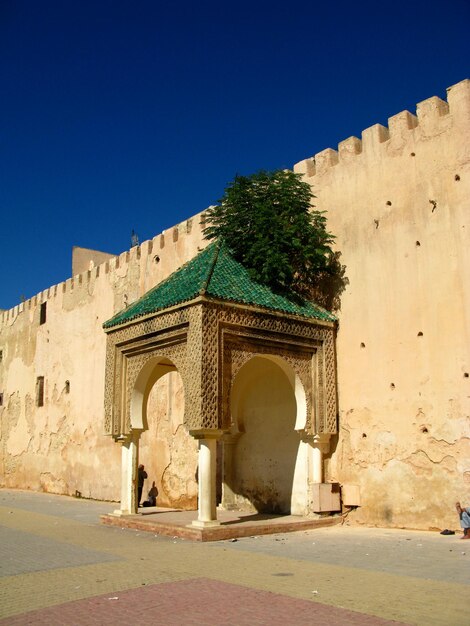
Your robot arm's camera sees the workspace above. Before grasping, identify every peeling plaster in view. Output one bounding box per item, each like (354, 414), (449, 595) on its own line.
(7, 412), (32, 456)
(1, 84), (469, 528)
(40, 472), (66, 493)
(139, 372), (198, 509)
(49, 416), (70, 452)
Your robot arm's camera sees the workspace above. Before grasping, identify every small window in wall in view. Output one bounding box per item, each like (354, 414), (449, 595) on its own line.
(40, 302), (47, 325)
(36, 376), (45, 407)
(0, 350), (3, 363)
(0, 393), (3, 406)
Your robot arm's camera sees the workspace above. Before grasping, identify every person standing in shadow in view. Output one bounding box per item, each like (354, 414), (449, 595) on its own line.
(137, 464), (148, 508)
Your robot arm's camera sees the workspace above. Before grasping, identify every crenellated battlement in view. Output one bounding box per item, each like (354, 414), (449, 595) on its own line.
(294, 79), (469, 178)
(1, 78), (469, 527)
(2, 79), (468, 329)
(0, 212), (206, 327)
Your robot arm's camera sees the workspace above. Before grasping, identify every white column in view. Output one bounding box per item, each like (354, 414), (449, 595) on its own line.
(312, 444), (323, 483)
(113, 433), (139, 516)
(310, 434), (331, 484)
(192, 436), (220, 528)
(290, 437), (309, 515)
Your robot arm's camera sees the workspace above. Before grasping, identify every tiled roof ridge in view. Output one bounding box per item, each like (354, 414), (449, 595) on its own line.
(102, 242), (218, 329)
(103, 239), (337, 330)
(151, 241), (215, 295)
(199, 239), (222, 296)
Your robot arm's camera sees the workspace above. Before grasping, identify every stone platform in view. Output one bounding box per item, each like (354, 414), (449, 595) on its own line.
(100, 507), (341, 541)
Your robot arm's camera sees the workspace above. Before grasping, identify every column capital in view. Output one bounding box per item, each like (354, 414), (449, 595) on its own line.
(114, 434), (132, 445)
(297, 429), (331, 452)
(189, 429), (224, 440)
(312, 433), (331, 445)
(114, 430), (140, 445)
(299, 432), (331, 453)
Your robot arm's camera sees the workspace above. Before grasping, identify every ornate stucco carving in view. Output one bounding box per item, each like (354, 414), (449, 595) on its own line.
(104, 299), (337, 438)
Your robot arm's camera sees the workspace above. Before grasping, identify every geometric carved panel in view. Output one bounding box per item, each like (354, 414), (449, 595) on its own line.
(104, 298), (337, 438)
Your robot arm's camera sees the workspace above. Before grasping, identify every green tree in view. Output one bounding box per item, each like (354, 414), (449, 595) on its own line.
(203, 169), (347, 311)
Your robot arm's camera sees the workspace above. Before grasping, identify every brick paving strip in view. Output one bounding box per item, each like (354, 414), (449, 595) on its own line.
(0, 578), (409, 626)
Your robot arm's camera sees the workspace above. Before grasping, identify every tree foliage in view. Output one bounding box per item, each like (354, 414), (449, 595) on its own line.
(203, 169), (347, 311)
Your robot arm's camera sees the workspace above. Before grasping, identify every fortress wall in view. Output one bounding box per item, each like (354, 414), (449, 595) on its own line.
(1, 80), (468, 528)
(294, 79), (470, 530)
(0, 214), (206, 500)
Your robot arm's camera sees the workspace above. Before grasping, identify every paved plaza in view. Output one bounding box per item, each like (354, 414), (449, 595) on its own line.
(0, 489), (469, 625)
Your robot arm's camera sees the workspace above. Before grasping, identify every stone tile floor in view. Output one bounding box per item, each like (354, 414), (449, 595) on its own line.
(1, 489), (469, 625)
(100, 505), (340, 541)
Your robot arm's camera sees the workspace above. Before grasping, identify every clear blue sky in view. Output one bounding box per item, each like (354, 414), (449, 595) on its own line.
(1, 0), (469, 310)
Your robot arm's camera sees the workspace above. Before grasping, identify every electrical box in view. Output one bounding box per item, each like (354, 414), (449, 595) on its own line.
(311, 482), (341, 513)
(341, 484), (361, 507)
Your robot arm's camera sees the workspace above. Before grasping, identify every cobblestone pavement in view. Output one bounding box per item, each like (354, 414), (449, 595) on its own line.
(1, 489), (469, 626)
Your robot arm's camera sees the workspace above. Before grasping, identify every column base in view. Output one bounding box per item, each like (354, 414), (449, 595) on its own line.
(190, 519), (221, 529)
(111, 509), (133, 517)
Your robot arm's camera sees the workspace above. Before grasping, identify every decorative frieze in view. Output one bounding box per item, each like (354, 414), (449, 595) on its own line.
(104, 298), (337, 438)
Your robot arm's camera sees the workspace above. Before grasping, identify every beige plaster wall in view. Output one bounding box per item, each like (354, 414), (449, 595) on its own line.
(0, 271), (119, 499)
(139, 371), (198, 509)
(1, 79), (468, 529)
(0, 216), (206, 502)
(294, 78), (470, 530)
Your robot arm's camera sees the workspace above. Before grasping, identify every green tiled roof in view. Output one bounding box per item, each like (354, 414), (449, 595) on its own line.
(103, 241), (337, 329)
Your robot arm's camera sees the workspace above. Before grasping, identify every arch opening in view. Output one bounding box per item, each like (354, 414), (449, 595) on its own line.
(225, 355), (306, 514)
(131, 358), (198, 510)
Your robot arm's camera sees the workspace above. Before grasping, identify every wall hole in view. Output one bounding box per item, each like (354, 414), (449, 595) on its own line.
(360, 342), (366, 348)
(417, 331), (423, 337)
(0, 392), (3, 406)
(386, 200), (392, 206)
(410, 152), (416, 157)
(154, 255), (160, 263)
(420, 426), (429, 433)
(390, 383), (395, 390)
(36, 376), (45, 407)
(416, 241), (421, 247)
(464, 372), (469, 378)
(40, 302), (47, 325)
(65, 380), (70, 394)
(362, 433), (367, 438)
(455, 174), (460, 181)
